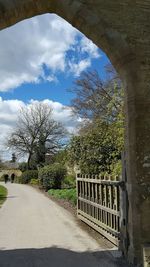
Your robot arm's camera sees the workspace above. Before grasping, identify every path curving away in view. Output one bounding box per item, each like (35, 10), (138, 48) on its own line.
(0, 182), (127, 267)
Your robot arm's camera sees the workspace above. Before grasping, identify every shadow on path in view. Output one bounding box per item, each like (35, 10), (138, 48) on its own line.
(0, 196), (17, 203)
(0, 247), (129, 267)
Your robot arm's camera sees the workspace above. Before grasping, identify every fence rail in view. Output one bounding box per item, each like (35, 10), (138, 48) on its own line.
(76, 173), (122, 245)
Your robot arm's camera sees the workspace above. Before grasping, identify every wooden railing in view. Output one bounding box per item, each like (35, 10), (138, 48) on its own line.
(76, 173), (122, 245)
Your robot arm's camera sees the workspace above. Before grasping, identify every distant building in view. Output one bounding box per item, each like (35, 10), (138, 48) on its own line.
(2, 161), (19, 169)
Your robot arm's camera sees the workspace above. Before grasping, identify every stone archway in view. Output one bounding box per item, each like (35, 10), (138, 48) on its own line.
(0, 1), (150, 266)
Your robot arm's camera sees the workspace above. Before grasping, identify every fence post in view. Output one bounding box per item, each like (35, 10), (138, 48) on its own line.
(76, 170), (121, 245)
(119, 151), (129, 256)
(76, 171), (80, 214)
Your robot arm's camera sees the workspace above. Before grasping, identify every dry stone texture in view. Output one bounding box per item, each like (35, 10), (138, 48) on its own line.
(0, 1), (150, 266)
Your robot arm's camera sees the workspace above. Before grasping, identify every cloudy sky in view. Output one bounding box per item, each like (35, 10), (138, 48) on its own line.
(0, 14), (110, 160)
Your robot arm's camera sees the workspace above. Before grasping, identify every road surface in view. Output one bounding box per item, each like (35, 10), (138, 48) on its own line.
(0, 182), (126, 267)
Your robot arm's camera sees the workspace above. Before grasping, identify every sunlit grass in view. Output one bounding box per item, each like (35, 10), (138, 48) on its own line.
(0, 185), (7, 207)
(48, 188), (77, 206)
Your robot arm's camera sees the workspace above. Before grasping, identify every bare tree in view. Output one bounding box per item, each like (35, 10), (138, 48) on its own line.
(7, 102), (66, 169)
(68, 67), (123, 122)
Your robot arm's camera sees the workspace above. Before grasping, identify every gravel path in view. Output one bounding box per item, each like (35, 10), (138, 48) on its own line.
(0, 182), (127, 267)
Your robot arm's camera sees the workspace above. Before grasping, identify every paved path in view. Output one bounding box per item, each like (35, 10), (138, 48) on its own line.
(0, 182), (127, 267)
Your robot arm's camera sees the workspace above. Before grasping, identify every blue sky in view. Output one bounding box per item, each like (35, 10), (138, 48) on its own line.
(0, 14), (110, 160)
(0, 50), (109, 105)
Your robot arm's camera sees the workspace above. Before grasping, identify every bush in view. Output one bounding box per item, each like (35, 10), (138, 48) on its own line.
(48, 188), (77, 206)
(14, 176), (22, 184)
(30, 178), (39, 186)
(20, 170), (38, 184)
(0, 174), (11, 182)
(19, 162), (28, 172)
(39, 163), (67, 191)
(63, 175), (76, 188)
(0, 174), (5, 182)
(110, 160), (122, 176)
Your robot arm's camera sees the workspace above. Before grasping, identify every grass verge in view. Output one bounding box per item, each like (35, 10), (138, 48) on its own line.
(48, 188), (77, 206)
(0, 185), (7, 207)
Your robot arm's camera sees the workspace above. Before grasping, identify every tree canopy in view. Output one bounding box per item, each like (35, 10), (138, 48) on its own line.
(67, 66), (124, 175)
(68, 69), (123, 123)
(7, 102), (66, 169)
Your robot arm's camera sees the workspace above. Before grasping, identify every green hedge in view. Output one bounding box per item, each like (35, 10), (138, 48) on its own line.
(39, 163), (67, 191)
(20, 170), (38, 184)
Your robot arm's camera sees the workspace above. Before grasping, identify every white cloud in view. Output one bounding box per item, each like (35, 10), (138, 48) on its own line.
(68, 58), (91, 77)
(29, 99), (80, 132)
(80, 37), (100, 58)
(0, 97), (80, 160)
(0, 14), (100, 92)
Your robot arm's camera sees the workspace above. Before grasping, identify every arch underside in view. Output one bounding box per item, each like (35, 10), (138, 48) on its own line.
(0, 0), (139, 78)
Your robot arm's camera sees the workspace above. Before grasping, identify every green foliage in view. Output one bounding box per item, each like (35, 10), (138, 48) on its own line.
(20, 170), (38, 184)
(52, 149), (68, 165)
(15, 176), (22, 184)
(30, 178), (39, 186)
(68, 119), (122, 174)
(19, 161), (37, 171)
(19, 162), (28, 172)
(63, 174), (76, 188)
(110, 160), (122, 176)
(0, 174), (5, 181)
(48, 188), (77, 206)
(0, 185), (7, 207)
(39, 163), (67, 191)
(67, 68), (124, 176)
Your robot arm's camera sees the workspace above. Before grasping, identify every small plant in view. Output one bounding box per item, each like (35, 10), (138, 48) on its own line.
(48, 188), (77, 205)
(30, 178), (39, 186)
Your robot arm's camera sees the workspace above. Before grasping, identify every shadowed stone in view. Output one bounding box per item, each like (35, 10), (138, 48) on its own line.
(0, 1), (150, 266)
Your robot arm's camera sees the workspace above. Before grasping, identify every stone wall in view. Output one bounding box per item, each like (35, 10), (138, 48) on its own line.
(0, 169), (22, 178)
(0, 1), (150, 265)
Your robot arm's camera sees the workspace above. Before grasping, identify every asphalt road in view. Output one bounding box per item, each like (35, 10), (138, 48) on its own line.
(0, 182), (126, 267)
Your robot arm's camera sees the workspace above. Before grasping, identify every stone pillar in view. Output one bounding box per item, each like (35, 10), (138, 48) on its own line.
(0, 1), (149, 266)
(125, 64), (150, 266)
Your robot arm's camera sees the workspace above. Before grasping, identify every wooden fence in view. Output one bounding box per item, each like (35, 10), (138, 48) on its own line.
(76, 173), (122, 246)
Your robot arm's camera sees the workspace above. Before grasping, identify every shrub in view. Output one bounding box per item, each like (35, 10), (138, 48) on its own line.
(30, 178), (39, 186)
(110, 160), (122, 176)
(15, 176), (22, 184)
(63, 174), (76, 188)
(19, 162), (28, 172)
(39, 163), (67, 191)
(20, 170), (38, 184)
(0, 174), (5, 182)
(0, 174), (11, 182)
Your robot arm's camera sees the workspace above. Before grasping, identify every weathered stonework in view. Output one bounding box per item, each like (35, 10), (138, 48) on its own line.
(0, 1), (150, 266)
